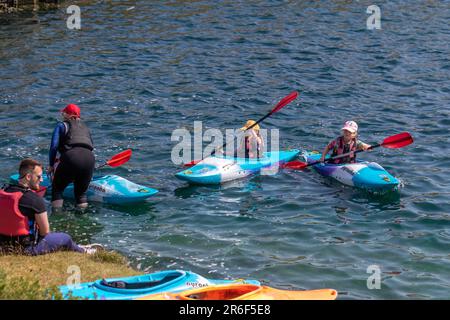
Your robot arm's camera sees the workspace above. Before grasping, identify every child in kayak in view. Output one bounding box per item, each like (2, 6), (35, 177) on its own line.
(320, 121), (371, 164)
(237, 120), (264, 158)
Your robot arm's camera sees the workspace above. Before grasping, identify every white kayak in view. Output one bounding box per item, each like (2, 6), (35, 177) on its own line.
(176, 150), (300, 185)
(303, 151), (399, 192)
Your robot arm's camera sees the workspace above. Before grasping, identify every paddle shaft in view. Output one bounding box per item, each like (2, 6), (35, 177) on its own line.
(50, 159), (110, 174)
(283, 132), (413, 170)
(184, 91), (298, 166)
(48, 160), (107, 179)
(95, 163), (108, 170)
(306, 143), (383, 168)
(47, 149), (131, 182)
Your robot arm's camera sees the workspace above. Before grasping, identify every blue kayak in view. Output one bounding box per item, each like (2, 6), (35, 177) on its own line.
(59, 269), (260, 300)
(9, 174), (158, 204)
(303, 151), (399, 192)
(176, 150), (300, 184)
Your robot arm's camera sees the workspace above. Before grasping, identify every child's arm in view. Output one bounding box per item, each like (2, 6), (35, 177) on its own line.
(357, 140), (371, 151)
(320, 144), (331, 162)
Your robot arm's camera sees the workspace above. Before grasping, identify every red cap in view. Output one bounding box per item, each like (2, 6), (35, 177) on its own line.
(61, 104), (81, 117)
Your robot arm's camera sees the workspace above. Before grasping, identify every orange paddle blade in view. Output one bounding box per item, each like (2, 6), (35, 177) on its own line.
(381, 132), (413, 149)
(106, 149), (132, 167)
(183, 160), (201, 167)
(281, 160), (308, 170)
(271, 91), (299, 114)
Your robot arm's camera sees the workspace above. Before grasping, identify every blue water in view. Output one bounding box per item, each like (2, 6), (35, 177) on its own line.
(1, 1), (449, 299)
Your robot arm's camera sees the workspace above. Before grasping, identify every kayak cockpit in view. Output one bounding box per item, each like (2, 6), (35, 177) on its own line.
(93, 270), (186, 294)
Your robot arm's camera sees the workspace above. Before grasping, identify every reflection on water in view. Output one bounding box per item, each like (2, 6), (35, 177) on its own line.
(174, 177), (262, 199)
(99, 201), (159, 217)
(335, 186), (402, 210)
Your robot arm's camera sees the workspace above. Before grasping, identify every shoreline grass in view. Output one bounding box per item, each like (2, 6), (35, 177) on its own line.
(0, 250), (140, 299)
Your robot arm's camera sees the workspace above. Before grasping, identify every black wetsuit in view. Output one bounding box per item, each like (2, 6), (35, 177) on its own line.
(49, 119), (95, 204)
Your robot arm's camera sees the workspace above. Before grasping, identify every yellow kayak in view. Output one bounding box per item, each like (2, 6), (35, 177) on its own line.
(136, 283), (337, 300)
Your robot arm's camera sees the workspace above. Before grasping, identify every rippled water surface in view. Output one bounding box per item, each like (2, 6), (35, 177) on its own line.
(1, 1), (449, 299)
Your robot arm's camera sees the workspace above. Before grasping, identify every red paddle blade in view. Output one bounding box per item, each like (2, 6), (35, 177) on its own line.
(183, 160), (201, 167)
(281, 160), (308, 170)
(271, 91), (299, 114)
(381, 132), (413, 149)
(107, 149), (132, 167)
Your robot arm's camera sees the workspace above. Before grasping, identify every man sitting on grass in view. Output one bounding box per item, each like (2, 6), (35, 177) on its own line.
(0, 158), (101, 255)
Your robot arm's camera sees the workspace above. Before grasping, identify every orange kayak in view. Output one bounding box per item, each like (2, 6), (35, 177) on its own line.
(137, 284), (337, 300)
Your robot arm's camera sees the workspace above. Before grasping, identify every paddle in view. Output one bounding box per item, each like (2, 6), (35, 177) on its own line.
(283, 132), (413, 170)
(183, 91), (299, 167)
(96, 149), (133, 170)
(47, 149), (133, 182)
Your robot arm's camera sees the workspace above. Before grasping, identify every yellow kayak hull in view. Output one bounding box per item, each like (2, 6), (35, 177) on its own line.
(136, 284), (337, 300)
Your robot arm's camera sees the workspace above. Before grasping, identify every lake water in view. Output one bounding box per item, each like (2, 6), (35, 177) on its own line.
(1, 0), (449, 299)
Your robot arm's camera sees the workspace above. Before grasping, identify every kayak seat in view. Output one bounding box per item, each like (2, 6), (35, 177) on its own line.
(100, 273), (179, 290)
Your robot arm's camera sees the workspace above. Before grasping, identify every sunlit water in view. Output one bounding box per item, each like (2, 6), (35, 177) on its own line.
(1, 0), (449, 299)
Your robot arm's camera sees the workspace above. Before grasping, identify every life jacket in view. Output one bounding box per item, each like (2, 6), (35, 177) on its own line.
(244, 136), (251, 158)
(240, 130), (262, 158)
(0, 189), (31, 237)
(58, 119), (94, 153)
(330, 136), (357, 164)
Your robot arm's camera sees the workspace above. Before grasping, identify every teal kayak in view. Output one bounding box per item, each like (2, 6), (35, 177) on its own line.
(58, 269), (260, 300)
(9, 174), (158, 204)
(303, 151), (399, 192)
(176, 150), (300, 184)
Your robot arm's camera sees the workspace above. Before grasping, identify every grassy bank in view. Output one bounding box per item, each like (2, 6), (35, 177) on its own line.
(0, 250), (140, 299)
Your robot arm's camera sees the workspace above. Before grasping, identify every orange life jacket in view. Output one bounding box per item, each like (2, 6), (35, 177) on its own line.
(0, 189), (31, 237)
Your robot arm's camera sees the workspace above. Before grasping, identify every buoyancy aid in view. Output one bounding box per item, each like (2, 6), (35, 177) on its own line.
(0, 189), (31, 237)
(240, 130), (262, 158)
(58, 119), (94, 153)
(330, 136), (357, 164)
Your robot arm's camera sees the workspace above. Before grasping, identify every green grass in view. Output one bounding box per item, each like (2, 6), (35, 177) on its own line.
(0, 250), (140, 300)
